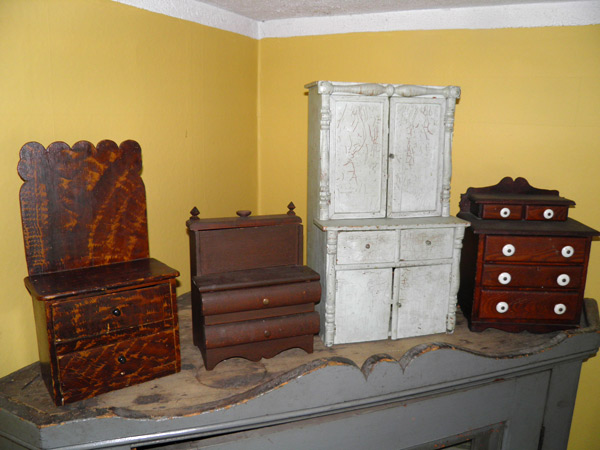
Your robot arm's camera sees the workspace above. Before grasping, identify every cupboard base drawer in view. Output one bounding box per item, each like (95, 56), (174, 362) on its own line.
(56, 329), (180, 405)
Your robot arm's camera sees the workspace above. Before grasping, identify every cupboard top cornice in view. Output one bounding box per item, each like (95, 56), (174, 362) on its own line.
(304, 81), (460, 99)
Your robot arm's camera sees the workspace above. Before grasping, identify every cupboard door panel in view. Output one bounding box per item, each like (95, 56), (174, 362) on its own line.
(393, 264), (451, 339)
(388, 98), (445, 217)
(334, 269), (392, 344)
(329, 96), (389, 219)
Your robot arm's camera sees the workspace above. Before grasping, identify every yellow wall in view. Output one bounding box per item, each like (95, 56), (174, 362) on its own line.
(0, 0), (258, 375)
(1, 1), (599, 448)
(257, 27), (600, 450)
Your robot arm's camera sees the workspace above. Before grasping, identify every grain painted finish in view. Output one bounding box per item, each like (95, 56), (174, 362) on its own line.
(187, 206), (321, 370)
(458, 178), (599, 333)
(18, 140), (180, 405)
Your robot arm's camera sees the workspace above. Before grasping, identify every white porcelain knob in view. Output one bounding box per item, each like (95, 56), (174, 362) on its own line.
(543, 209), (554, 219)
(502, 244), (516, 257)
(554, 303), (567, 315)
(556, 274), (571, 286)
(496, 302), (509, 313)
(498, 272), (512, 285)
(561, 246), (575, 258)
(500, 207), (511, 218)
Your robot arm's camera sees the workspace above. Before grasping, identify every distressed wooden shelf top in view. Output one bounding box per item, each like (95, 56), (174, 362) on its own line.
(1, 294), (598, 427)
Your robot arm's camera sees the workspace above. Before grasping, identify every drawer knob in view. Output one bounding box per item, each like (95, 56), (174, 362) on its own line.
(112, 308), (122, 317)
(543, 208), (555, 220)
(498, 272), (512, 285)
(496, 302), (509, 313)
(425, 240), (432, 246)
(262, 298), (270, 306)
(561, 246), (575, 258)
(557, 274), (571, 286)
(500, 207), (511, 218)
(264, 330), (271, 338)
(117, 355), (127, 364)
(554, 303), (567, 315)
(502, 244), (516, 257)
(365, 243), (371, 249)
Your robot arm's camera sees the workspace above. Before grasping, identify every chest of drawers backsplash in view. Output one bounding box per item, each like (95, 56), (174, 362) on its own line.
(457, 177), (599, 332)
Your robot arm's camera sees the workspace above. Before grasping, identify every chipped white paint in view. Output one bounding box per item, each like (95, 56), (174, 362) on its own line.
(306, 81), (459, 221)
(311, 219), (468, 345)
(307, 80), (467, 346)
(112, 1), (600, 39)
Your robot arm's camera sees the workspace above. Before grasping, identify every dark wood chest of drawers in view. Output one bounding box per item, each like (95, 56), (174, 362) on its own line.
(25, 258), (181, 405)
(187, 205), (321, 370)
(458, 177), (599, 332)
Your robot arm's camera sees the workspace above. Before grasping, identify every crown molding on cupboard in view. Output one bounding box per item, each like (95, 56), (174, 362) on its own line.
(113, 0), (600, 40)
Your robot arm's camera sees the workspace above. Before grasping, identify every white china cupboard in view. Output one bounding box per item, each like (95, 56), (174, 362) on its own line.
(306, 81), (468, 346)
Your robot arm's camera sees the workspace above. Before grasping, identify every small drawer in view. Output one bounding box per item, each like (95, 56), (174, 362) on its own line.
(400, 228), (454, 261)
(57, 329), (179, 403)
(484, 236), (587, 263)
(204, 312), (320, 349)
(337, 231), (396, 265)
(525, 205), (568, 221)
(201, 281), (321, 315)
(52, 283), (172, 341)
(478, 290), (580, 321)
(480, 204), (523, 220)
(481, 264), (583, 289)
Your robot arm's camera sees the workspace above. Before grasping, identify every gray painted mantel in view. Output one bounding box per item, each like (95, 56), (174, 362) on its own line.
(0, 294), (598, 450)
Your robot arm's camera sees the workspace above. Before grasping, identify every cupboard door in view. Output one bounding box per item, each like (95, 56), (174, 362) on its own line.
(334, 269), (392, 344)
(329, 96), (389, 219)
(387, 97), (446, 217)
(392, 264), (451, 339)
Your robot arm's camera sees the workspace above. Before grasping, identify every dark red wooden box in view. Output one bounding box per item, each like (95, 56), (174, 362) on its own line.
(186, 205), (321, 370)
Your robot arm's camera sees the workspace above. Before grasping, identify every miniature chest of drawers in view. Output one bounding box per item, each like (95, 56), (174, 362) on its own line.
(25, 259), (181, 405)
(187, 205), (321, 370)
(458, 177), (599, 332)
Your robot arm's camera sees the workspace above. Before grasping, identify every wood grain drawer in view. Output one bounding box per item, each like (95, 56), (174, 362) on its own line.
(337, 231), (396, 265)
(478, 290), (579, 321)
(205, 312), (320, 349)
(525, 205), (568, 221)
(57, 329), (179, 403)
(480, 204), (523, 220)
(52, 283), (172, 341)
(400, 228), (454, 260)
(201, 281), (321, 315)
(484, 236), (587, 263)
(481, 264), (583, 289)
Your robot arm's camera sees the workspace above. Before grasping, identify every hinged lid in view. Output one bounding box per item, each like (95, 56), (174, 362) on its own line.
(186, 202), (301, 231)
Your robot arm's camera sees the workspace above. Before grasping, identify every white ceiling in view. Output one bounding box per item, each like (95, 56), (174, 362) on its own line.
(194, 0), (584, 21)
(113, 0), (600, 39)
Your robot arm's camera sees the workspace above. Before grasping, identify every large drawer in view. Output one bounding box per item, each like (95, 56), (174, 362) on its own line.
(52, 283), (173, 341)
(336, 231), (396, 265)
(57, 329), (179, 404)
(483, 236), (587, 263)
(480, 264), (583, 289)
(477, 290), (580, 321)
(400, 228), (454, 261)
(204, 312), (320, 349)
(201, 281), (321, 315)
